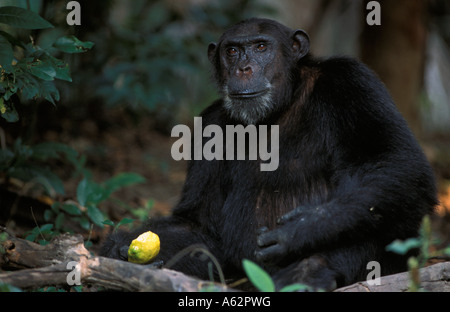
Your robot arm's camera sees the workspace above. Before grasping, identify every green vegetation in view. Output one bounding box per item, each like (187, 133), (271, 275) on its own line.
(386, 215), (450, 291)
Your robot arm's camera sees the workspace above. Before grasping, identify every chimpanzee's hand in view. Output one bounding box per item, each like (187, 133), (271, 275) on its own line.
(255, 206), (309, 264)
(119, 245), (130, 260)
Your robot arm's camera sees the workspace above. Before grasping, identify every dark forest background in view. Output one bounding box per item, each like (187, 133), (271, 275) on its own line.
(0, 0), (449, 290)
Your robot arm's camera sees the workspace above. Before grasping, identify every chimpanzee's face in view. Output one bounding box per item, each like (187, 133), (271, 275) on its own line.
(208, 19), (310, 124)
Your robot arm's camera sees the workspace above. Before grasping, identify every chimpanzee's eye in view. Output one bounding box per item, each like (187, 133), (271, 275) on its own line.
(256, 43), (267, 52)
(226, 47), (238, 56)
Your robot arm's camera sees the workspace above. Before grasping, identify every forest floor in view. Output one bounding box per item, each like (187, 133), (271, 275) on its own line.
(2, 106), (450, 259)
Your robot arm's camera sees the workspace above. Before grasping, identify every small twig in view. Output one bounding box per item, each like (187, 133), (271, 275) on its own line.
(30, 206), (46, 242)
(227, 277), (249, 289)
(429, 255), (450, 262)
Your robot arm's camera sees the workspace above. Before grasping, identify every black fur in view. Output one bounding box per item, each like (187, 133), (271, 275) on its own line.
(101, 18), (437, 290)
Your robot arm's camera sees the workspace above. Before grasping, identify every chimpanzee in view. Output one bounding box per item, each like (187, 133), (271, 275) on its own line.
(101, 18), (437, 290)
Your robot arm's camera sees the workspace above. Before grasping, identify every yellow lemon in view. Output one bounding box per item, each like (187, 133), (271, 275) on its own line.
(128, 231), (160, 264)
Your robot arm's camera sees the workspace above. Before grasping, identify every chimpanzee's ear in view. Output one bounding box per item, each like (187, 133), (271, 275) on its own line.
(208, 43), (217, 64)
(292, 30), (310, 60)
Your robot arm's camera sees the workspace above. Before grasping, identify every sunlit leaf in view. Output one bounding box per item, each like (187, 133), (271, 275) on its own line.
(242, 259), (275, 292)
(279, 283), (313, 292)
(386, 238), (422, 255)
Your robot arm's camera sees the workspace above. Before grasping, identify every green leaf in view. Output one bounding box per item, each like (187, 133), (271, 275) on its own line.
(104, 172), (146, 195)
(0, 232), (8, 243)
(0, 6), (53, 29)
(25, 232), (38, 242)
(43, 209), (53, 222)
(279, 283), (312, 292)
(76, 178), (89, 207)
(39, 224), (53, 234)
(38, 240), (50, 246)
(242, 259), (275, 292)
(102, 220), (115, 226)
(32, 142), (78, 161)
(13, 138), (31, 158)
(84, 241), (93, 249)
(48, 58), (71, 82)
(14, 70), (40, 100)
(31, 166), (66, 195)
(60, 203), (82, 216)
(87, 204), (105, 227)
(117, 218), (134, 227)
(0, 30), (24, 48)
(8, 164), (65, 195)
(28, 59), (56, 81)
(55, 213), (65, 229)
(386, 238), (422, 255)
(0, 35), (14, 72)
(75, 216), (91, 231)
(39, 81), (60, 105)
(77, 177), (109, 206)
(444, 246), (450, 256)
(53, 36), (94, 54)
(35, 52), (72, 82)
(0, 283), (22, 292)
(0, 99), (19, 122)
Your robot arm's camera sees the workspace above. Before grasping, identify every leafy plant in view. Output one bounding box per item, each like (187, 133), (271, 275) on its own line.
(94, 0), (276, 128)
(386, 215), (450, 291)
(130, 199), (155, 221)
(103, 217), (135, 232)
(0, 139), (80, 196)
(242, 259), (275, 292)
(386, 215), (439, 267)
(21, 171), (145, 247)
(0, 5), (94, 122)
(0, 282), (21, 292)
(0, 137), (145, 242)
(25, 223), (53, 245)
(50, 172), (146, 230)
(242, 259), (313, 292)
(0, 4), (149, 254)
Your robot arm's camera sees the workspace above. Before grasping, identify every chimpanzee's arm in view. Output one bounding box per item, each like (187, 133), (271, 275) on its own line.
(256, 59), (437, 265)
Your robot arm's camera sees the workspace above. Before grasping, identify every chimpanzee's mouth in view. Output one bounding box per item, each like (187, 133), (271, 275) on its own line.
(229, 89), (269, 99)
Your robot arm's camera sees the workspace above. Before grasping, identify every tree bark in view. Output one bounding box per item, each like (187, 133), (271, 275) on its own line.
(361, 0), (428, 135)
(0, 234), (235, 292)
(335, 261), (450, 292)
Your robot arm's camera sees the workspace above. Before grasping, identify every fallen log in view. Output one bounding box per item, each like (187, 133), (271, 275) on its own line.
(1, 232), (449, 292)
(334, 261), (450, 292)
(0, 233), (234, 291)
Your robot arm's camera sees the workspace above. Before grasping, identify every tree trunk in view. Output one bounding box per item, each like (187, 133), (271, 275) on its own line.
(361, 0), (428, 135)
